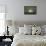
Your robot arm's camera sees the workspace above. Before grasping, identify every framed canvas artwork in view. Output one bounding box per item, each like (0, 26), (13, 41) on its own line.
(24, 6), (37, 15)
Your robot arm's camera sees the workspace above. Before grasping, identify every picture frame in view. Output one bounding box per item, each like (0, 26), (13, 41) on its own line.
(24, 6), (37, 15)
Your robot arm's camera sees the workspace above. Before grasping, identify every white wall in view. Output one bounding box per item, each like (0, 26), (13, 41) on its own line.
(0, 0), (46, 22)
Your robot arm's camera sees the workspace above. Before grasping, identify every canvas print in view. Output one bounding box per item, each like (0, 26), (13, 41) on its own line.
(24, 6), (37, 15)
